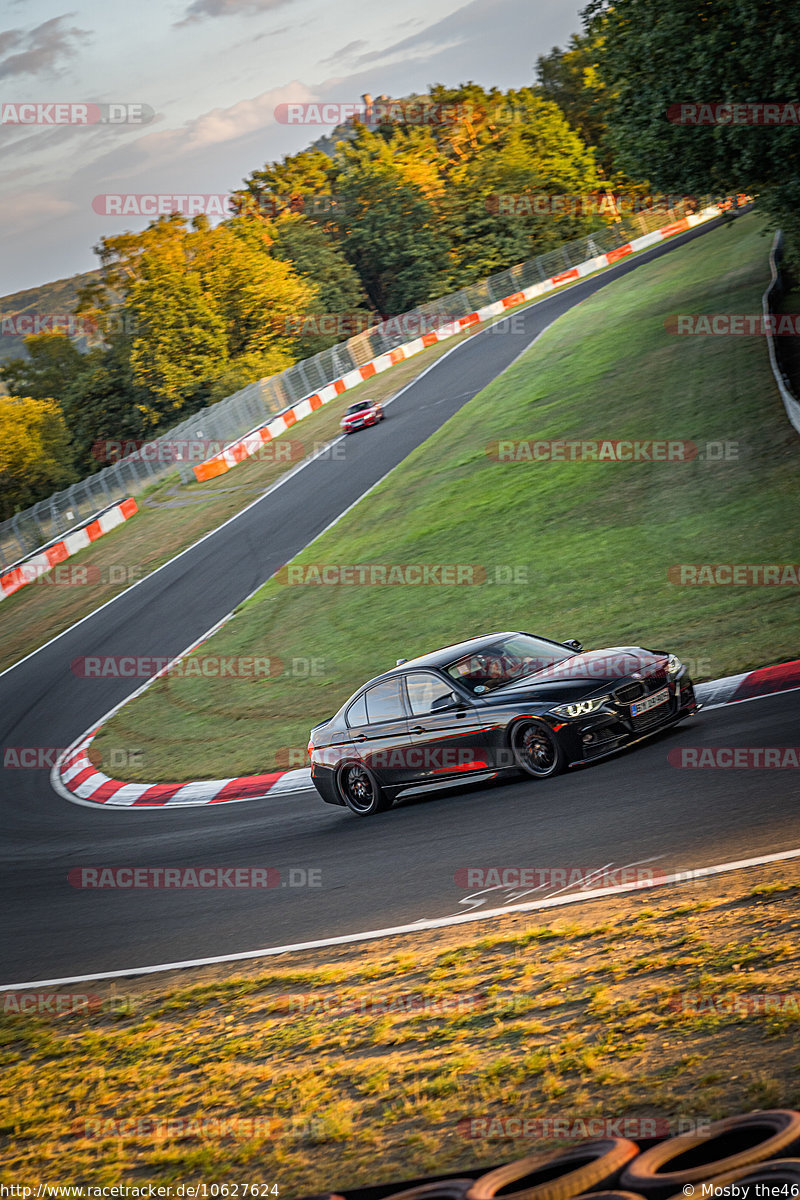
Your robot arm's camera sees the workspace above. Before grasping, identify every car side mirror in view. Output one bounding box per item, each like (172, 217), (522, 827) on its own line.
(431, 692), (463, 712)
(563, 639), (583, 652)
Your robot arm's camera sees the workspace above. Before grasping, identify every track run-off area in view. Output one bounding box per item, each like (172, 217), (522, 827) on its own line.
(3, 212), (799, 988)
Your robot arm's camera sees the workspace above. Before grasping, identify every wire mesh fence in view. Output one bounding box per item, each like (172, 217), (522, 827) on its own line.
(0, 198), (707, 570)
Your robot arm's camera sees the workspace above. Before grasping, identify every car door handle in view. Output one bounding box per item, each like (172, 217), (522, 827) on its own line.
(351, 734), (367, 741)
(410, 726), (426, 734)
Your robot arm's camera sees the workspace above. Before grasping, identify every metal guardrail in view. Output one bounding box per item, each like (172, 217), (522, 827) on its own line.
(762, 230), (800, 439)
(0, 199), (704, 570)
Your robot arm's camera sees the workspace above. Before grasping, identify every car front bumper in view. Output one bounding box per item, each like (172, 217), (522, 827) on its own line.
(565, 677), (700, 768)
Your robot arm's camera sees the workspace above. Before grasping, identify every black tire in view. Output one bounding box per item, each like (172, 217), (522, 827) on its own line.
(382, 1180), (474, 1200)
(335, 763), (392, 816)
(663, 1160), (800, 1200)
(620, 1109), (800, 1198)
(510, 720), (566, 779)
(467, 1138), (640, 1200)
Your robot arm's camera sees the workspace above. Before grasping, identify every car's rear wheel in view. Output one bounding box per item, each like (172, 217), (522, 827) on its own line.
(511, 721), (566, 779)
(336, 763), (392, 815)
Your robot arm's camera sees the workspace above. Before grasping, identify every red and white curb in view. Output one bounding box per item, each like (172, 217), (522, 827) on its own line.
(0, 498), (138, 603)
(57, 728), (311, 808)
(695, 659), (800, 708)
(51, 658), (800, 810)
(193, 209), (724, 485)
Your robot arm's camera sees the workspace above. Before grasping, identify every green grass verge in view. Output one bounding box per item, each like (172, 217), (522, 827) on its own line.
(95, 211), (800, 784)
(2, 863), (800, 1188)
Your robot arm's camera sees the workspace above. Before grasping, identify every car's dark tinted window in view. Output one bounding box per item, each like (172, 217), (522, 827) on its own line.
(405, 673), (455, 716)
(345, 693), (367, 727)
(365, 679), (406, 723)
(445, 633), (573, 694)
(348, 401), (370, 413)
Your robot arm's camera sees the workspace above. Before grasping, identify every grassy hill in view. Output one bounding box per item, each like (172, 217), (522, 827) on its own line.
(0, 269), (100, 366)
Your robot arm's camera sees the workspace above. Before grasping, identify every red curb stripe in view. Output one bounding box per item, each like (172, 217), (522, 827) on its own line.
(211, 774), (287, 802)
(67, 765), (99, 792)
(131, 783), (187, 807)
(661, 218), (690, 237)
(732, 659), (800, 701)
(90, 780), (129, 803)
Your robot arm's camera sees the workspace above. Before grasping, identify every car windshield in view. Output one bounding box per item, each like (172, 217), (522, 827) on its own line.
(347, 402), (371, 413)
(444, 634), (574, 694)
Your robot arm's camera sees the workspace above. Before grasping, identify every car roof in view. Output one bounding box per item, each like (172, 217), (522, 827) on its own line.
(334, 632), (557, 719)
(382, 631), (523, 676)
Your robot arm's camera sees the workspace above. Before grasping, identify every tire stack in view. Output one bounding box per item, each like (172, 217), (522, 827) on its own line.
(296, 1109), (800, 1200)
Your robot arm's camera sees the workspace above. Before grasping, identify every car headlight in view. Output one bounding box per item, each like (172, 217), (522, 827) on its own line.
(551, 696), (610, 719)
(666, 654), (683, 676)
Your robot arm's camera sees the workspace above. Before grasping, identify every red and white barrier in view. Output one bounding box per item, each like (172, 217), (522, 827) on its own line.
(194, 208), (724, 484)
(0, 498), (138, 604)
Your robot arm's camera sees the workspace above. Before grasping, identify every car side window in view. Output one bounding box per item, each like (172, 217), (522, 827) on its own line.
(364, 679), (407, 723)
(345, 693), (367, 727)
(405, 672), (456, 716)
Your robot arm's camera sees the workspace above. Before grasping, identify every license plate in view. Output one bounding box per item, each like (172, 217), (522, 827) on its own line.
(630, 686), (669, 717)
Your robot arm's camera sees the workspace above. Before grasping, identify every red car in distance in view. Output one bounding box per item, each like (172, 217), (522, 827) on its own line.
(340, 399), (385, 434)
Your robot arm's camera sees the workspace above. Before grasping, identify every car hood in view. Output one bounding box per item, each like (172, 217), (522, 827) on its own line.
(488, 646), (668, 701)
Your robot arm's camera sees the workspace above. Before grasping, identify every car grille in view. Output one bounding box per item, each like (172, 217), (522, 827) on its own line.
(631, 702), (672, 731)
(614, 681), (646, 705)
(613, 667), (674, 730)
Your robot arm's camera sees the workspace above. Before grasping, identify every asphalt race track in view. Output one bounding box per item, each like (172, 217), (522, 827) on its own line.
(3, 213), (798, 985)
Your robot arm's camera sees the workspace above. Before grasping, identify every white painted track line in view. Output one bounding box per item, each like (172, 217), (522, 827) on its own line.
(4, 846), (800, 990)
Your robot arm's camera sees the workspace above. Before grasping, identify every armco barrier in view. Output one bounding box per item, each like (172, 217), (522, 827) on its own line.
(192, 210), (718, 484)
(0, 498), (137, 604)
(762, 229), (800, 438)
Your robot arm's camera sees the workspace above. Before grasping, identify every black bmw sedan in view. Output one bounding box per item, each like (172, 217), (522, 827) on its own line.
(307, 631), (700, 816)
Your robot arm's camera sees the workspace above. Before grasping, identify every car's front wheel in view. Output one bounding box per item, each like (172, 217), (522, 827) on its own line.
(510, 720), (566, 779)
(335, 763), (392, 816)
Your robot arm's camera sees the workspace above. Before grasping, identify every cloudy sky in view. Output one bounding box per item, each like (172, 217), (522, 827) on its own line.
(1, 0), (584, 295)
